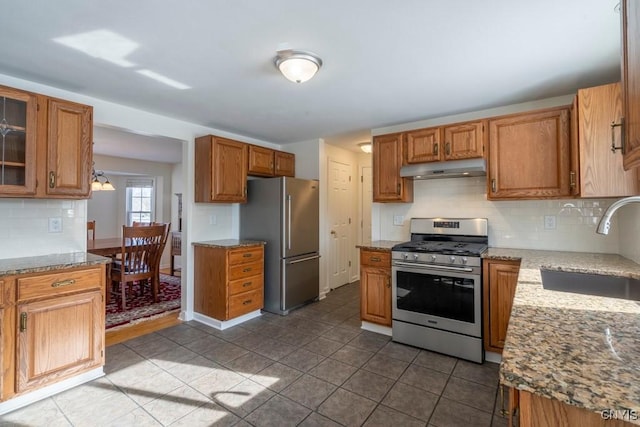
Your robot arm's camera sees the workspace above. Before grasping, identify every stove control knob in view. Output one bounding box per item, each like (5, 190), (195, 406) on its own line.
(461, 257), (468, 265)
(403, 253), (409, 260)
(413, 253), (419, 261)
(449, 256), (456, 263)
(430, 255), (437, 262)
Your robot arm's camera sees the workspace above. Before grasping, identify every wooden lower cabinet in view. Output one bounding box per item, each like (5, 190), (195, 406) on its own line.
(359, 248), (391, 326)
(510, 389), (635, 427)
(1, 264), (106, 401)
(16, 290), (103, 393)
(194, 244), (264, 321)
(483, 258), (521, 353)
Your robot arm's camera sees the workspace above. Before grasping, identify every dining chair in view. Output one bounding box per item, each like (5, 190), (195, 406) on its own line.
(87, 220), (96, 241)
(170, 231), (182, 276)
(111, 224), (166, 309)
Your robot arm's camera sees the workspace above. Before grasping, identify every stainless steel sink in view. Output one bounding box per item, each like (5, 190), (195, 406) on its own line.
(540, 269), (640, 301)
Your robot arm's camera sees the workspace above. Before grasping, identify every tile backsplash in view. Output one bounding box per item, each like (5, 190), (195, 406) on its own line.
(373, 177), (620, 254)
(0, 199), (87, 259)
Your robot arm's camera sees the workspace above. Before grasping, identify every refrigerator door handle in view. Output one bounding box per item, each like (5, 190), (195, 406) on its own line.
(288, 254), (321, 265)
(287, 194), (292, 250)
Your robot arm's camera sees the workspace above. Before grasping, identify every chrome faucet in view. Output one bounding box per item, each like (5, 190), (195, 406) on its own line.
(596, 196), (640, 235)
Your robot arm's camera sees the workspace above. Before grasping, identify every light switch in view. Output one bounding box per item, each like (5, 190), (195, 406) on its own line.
(209, 214), (217, 225)
(48, 217), (62, 233)
(544, 215), (556, 230)
(393, 215), (404, 226)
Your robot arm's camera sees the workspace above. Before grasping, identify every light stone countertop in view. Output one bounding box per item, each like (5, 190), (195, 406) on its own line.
(0, 252), (110, 277)
(192, 239), (266, 248)
(356, 240), (403, 251)
(485, 248), (640, 421)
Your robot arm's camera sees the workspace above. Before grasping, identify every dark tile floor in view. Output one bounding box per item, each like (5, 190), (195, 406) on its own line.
(1, 282), (509, 426)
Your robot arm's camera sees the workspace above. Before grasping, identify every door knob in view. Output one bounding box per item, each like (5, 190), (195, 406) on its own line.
(330, 230), (337, 235)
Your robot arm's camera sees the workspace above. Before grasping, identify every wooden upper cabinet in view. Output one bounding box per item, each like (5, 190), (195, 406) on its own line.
(248, 145), (274, 177)
(405, 120), (484, 164)
(274, 150), (295, 177)
(195, 135), (248, 203)
(0, 85), (37, 196)
(405, 127), (441, 163)
(373, 133), (413, 202)
(487, 107), (571, 200)
(571, 83), (638, 198)
(42, 97), (92, 197)
(621, 0), (640, 170)
(442, 120), (485, 160)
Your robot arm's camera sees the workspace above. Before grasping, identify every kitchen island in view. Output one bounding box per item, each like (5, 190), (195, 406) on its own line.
(486, 248), (640, 426)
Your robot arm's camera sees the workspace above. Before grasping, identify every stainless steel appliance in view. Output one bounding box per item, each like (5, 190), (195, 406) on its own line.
(240, 177), (320, 315)
(392, 218), (488, 363)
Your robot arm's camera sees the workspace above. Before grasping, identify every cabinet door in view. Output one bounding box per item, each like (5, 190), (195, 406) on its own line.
(274, 151), (295, 177)
(622, 0), (640, 170)
(45, 98), (92, 197)
(483, 260), (520, 353)
(488, 108), (571, 199)
(576, 83), (638, 197)
(248, 145), (274, 177)
(212, 137), (248, 202)
(0, 86), (37, 196)
(372, 133), (413, 202)
(16, 290), (103, 393)
(360, 266), (391, 326)
(405, 127), (441, 163)
(442, 120), (485, 160)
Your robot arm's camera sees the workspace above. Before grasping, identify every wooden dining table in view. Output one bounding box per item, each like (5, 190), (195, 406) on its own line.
(87, 237), (130, 304)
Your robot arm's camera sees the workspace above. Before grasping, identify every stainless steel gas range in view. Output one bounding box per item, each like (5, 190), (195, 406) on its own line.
(391, 218), (488, 363)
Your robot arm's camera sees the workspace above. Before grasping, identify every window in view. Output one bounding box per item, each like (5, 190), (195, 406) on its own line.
(126, 178), (155, 225)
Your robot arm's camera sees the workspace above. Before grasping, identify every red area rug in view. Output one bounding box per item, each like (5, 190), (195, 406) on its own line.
(106, 274), (181, 330)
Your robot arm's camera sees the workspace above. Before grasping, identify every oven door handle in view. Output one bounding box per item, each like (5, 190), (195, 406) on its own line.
(393, 261), (474, 273)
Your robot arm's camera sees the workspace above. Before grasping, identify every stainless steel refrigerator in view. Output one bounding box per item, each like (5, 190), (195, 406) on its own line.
(240, 177), (320, 315)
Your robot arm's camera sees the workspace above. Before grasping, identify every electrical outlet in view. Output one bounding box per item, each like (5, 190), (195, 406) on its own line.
(544, 215), (556, 230)
(48, 217), (62, 233)
(209, 214), (217, 225)
(393, 215), (404, 226)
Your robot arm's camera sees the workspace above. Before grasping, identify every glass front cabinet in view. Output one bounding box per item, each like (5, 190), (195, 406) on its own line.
(0, 86), (37, 195)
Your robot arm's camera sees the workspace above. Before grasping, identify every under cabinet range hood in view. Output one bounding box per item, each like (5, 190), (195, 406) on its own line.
(400, 158), (486, 180)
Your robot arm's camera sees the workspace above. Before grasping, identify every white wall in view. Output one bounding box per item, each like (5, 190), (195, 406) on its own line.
(619, 204), (640, 263)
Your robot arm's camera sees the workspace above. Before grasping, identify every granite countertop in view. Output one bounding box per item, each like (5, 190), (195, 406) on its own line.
(356, 240), (403, 251)
(192, 239), (266, 248)
(0, 252), (110, 277)
(486, 248), (640, 421)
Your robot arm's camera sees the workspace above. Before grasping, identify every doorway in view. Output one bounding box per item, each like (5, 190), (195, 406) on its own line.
(328, 158), (352, 290)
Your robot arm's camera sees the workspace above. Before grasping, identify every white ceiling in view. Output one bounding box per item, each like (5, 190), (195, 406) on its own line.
(93, 125), (183, 164)
(2, 0), (622, 154)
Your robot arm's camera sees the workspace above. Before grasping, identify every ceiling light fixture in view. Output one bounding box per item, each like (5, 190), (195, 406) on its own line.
(91, 164), (115, 191)
(274, 49), (322, 83)
(358, 142), (372, 154)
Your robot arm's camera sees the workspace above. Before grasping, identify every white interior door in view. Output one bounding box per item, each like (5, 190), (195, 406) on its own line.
(328, 159), (351, 289)
(361, 165), (372, 245)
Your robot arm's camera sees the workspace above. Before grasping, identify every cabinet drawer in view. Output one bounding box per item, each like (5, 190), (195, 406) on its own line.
(17, 268), (102, 302)
(228, 288), (263, 319)
(360, 250), (391, 268)
(228, 260), (263, 281)
(228, 246), (264, 265)
(229, 275), (264, 296)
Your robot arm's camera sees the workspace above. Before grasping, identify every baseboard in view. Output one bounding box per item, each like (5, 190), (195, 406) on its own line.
(484, 351), (502, 364)
(193, 310), (261, 330)
(361, 321), (392, 336)
(0, 367), (104, 416)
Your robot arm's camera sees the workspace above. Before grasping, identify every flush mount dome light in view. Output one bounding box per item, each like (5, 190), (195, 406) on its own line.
(275, 49), (322, 83)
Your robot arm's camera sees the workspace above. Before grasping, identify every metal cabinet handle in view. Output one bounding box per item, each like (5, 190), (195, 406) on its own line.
(49, 171), (55, 188)
(370, 257), (381, 262)
(20, 312), (27, 332)
(242, 281), (252, 287)
(491, 179), (497, 193)
(242, 267), (252, 273)
(433, 143), (439, 156)
(242, 299), (252, 305)
(569, 171), (576, 188)
(397, 183), (401, 195)
(611, 120), (624, 153)
(243, 253), (252, 258)
(445, 142), (451, 156)
(51, 279), (76, 288)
